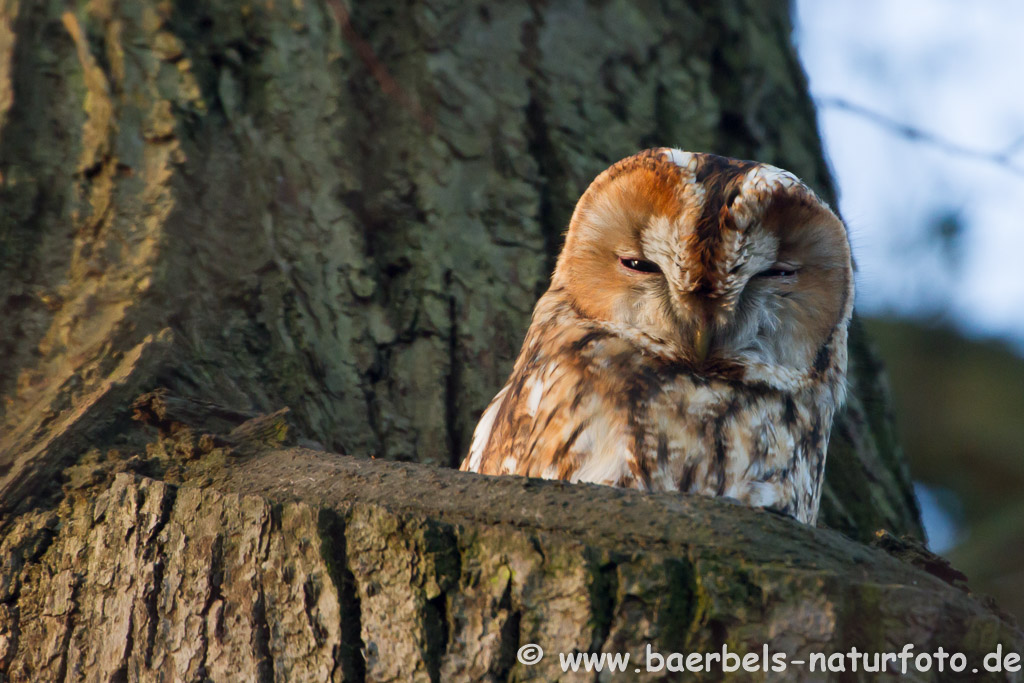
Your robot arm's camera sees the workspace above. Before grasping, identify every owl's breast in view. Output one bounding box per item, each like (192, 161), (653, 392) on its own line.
(464, 321), (837, 523)
(647, 376), (827, 512)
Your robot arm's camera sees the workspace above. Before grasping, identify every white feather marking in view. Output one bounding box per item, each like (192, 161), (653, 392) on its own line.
(526, 376), (545, 417)
(743, 481), (781, 508)
(659, 149), (706, 209)
(741, 164), (802, 192)
(723, 420), (751, 487)
(737, 362), (809, 392)
(564, 401), (632, 486)
(463, 385), (510, 472)
(662, 147), (698, 171)
(685, 384), (728, 415)
(570, 433), (631, 486)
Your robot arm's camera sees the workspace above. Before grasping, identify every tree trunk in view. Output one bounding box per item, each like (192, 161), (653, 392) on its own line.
(0, 445), (1017, 682)
(0, 0), (994, 680)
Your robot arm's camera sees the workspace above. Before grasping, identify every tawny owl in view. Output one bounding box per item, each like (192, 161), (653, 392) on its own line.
(460, 148), (853, 524)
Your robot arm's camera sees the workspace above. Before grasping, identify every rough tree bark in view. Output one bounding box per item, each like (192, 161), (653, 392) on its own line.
(0, 442), (1019, 682)
(1, 0), (1012, 681)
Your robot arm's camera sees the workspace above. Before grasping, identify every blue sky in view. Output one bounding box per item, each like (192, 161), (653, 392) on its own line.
(795, 0), (1024, 349)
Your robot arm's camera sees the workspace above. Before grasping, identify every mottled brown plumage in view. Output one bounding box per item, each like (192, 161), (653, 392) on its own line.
(460, 149), (853, 523)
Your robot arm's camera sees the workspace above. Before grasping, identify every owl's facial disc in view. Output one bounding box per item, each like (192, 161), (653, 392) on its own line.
(554, 150), (852, 380)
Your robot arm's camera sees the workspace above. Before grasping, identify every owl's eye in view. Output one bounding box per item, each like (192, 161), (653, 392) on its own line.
(756, 265), (798, 278)
(619, 257), (661, 274)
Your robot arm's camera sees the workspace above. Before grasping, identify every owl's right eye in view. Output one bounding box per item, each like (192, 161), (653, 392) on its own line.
(619, 257), (661, 274)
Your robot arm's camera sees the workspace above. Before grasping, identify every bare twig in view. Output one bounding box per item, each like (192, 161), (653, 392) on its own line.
(815, 96), (1024, 178)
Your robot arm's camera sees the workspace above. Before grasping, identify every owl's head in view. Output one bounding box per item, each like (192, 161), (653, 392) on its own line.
(551, 148), (853, 388)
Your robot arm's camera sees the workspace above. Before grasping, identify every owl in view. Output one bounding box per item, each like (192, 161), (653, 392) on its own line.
(460, 148), (853, 524)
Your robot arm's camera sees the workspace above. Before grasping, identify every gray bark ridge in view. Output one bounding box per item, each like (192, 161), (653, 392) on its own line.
(0, 450), (1018, 682)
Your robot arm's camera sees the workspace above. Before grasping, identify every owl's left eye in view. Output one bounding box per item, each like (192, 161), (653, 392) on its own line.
(619, 257), (661, 274)
(756, 265), (798, 278)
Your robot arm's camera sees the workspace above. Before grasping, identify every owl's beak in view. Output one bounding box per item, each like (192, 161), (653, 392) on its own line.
(693, 326), (712, 363)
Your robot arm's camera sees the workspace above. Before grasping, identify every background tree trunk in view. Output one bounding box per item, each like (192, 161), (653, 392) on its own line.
(0, 0), (994, 680)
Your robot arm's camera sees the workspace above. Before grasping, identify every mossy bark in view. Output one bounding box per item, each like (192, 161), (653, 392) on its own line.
(0, 449), (1017, 682)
